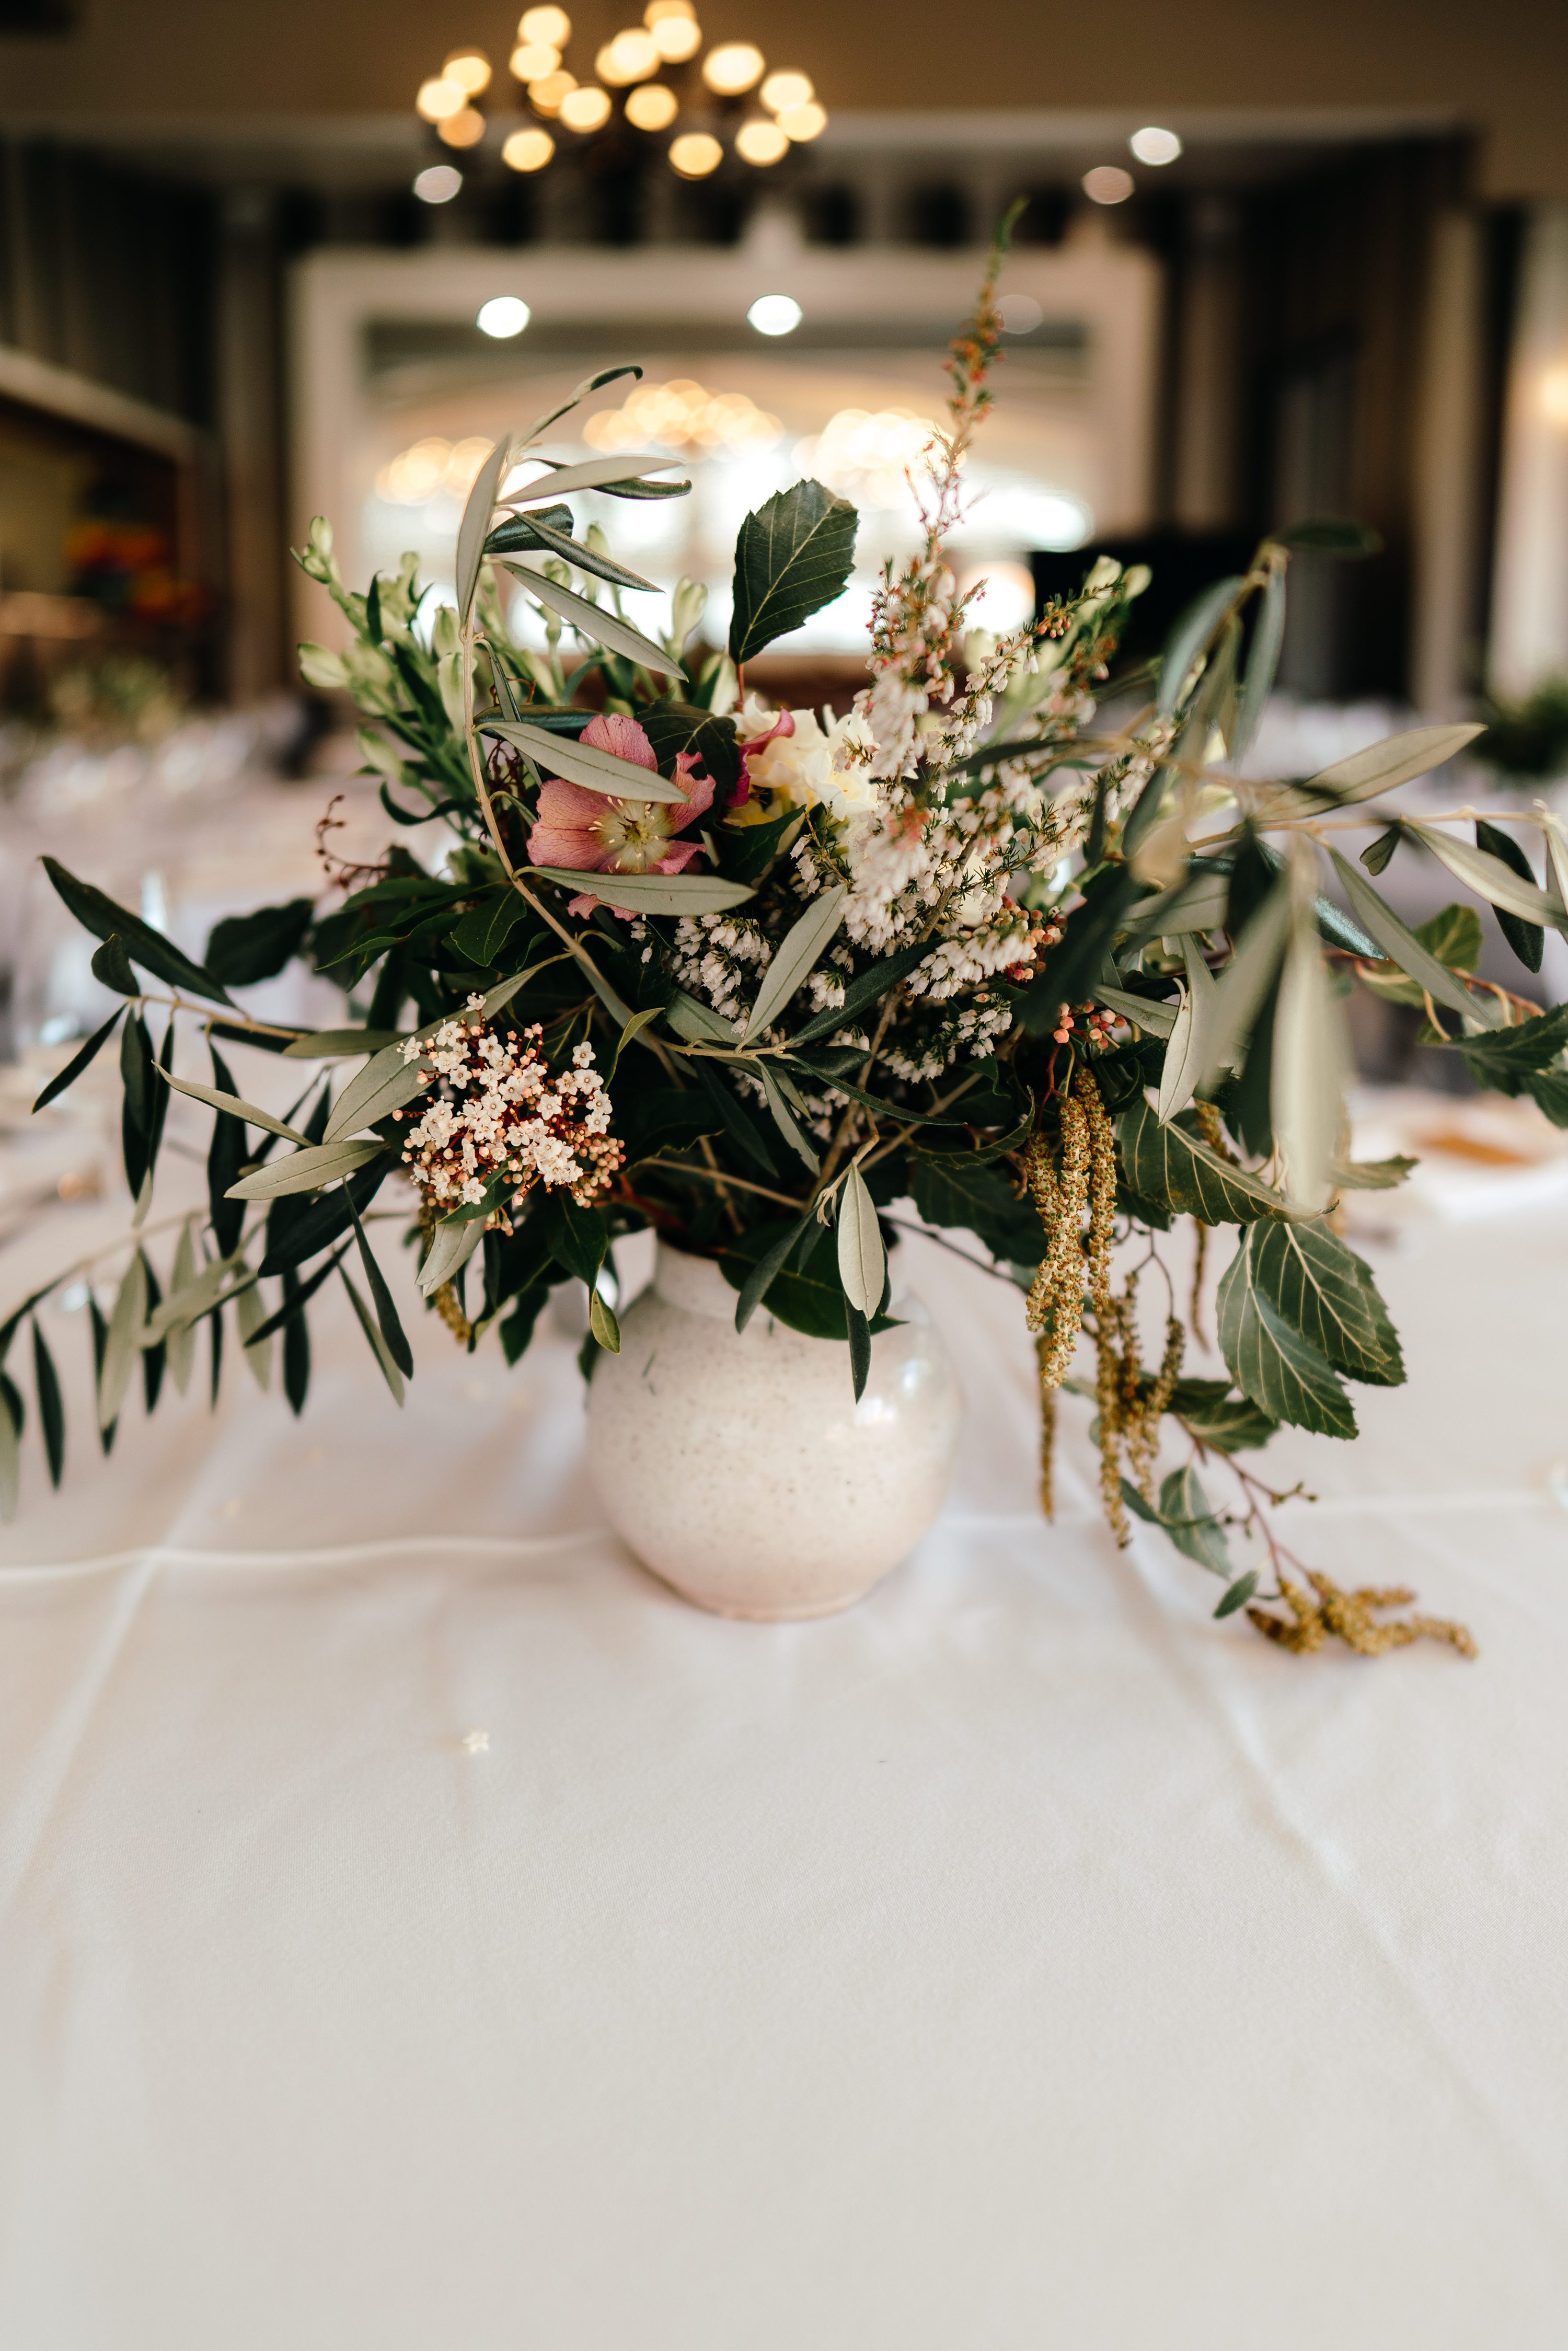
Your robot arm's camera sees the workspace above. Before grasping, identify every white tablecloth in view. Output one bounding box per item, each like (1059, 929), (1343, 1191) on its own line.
(2, 1182), (1567, 2349)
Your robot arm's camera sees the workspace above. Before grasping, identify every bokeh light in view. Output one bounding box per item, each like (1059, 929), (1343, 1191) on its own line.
(1129, 125), (1182, 165)
(438, 108), (487, 149)
(747, 293), (802, 337)
(625, 83), (679, 131)
(510, 40), (560, 78)
(777, 101), (826, 141)
(443, 49), (492, 95)
(669, 131), (723, 176)
(760, 71), (812, 113)
(559, 84), (613, 131)
(701, 41), (764, 95)
(413, 165), (463, 204)
(528, 68), (577, 114)
(477, 297), (532, 339)
(1082, 165), (1135, 204)
(736, 120), (788, 165)
(597, 28), (659, 84)
(520, 6), (571, 43)
(502, 127), (556, 171)
(416, 76), (466, 122)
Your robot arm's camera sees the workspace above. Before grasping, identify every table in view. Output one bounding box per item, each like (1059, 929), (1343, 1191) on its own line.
(2, 1180), (1566, 2349)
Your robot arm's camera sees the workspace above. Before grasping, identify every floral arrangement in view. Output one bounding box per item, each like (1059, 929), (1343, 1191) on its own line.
(9, 217), (1565, 1656)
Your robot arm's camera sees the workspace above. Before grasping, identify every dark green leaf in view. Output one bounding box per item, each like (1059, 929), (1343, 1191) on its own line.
(733, 1209), (816, 1331)
(1276, 516), (1381, 556)
(210, 1304), (224, 1408)
(449, 889), (529, 968)
(350, 1206), (413, 1377)
(258, 1159), (389, 1275)
(120, 1011), (155, 1200)
(32, 1318), (64, 1487)
(1156, 576), (1243, 716)
(533, 1192), (609, 1285)
(1216, 1235), (1356, 1438)
(244, 1243), (347, 1349)
(490, 506), (658, 594)
(1169, 1379), (1279, 1452)
(89, 1295), (116, 1456)
(718, 1218), (891, 1344)
(1361, 824), (1401, 876)
(722, 807), (804, 887)
(1119, 1096), (1290, 1226)
(499, 1286), (548, 1366)
(786, 937), (933, 1048)
(41, 857), (235, 1007)
(281, 1269), (309, 1415)
(728, 481), (858, 664)
(142, 1253), (165, 1415)
(1215, 1570), (1261, 1619)
(687, 1055), (780, 1177)
(204, 898), (315, 987)
(90, 934), (139, 995)
(1231, 563), (1286, 762)
(638, 701), (742, 793)
(206, 1043), (249, 1259)
(1453, 999), (1568, 1084)
(1246, 1219), (1404, 1387)
(1156, 1463), (1231, 1576)
(31, 1007), (123, 1113)
(1475, 819), (1544, 973)
(910, 1157), (1042, 1264)
(845, 1300), (871, 1400)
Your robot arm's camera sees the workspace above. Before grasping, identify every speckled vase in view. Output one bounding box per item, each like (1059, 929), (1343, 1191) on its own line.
(586, 1241), (962, 1620)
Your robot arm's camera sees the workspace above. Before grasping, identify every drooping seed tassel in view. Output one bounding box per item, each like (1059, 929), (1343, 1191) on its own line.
(1035, 1338), (1057, 1521)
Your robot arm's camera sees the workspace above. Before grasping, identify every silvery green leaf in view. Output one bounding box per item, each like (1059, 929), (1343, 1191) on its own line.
(1405, 822), (1568, 931)
(531, 867), (756, 917)
(98, 1251), (147, 1432)
(1156, 940), (1216, 1123)
(166, 1219), (197, 1395)
(666, 988), (739, 1043)
(1540, 811), (1568, 915)
(339, 1264), (404, 1404)
(325, 1039), (430, 1142)
(226, 1140), (387, 1201)
(1328, 850), (1489, 1024)
(588, 1287), (621, 1354)
(1157, 576), (1243, 714)
(142, 1255), (238, 1343)
(1285, 721), (1484, 808)
(1156, 1463), (1232, 1578)
(741, 885), (848, 1044)
(418, 1214), (483, 1296)
(483, 718), (690, 804)
(503, 452), (684, 503)
(1231, 563), (1286, 762)
(1271, 908), (1344, 1213)
(436, 649), (465, 733)
(517, 364), (641, 450)
(837, 1165), (885, 1318)
(1329, 1154), (1415, 1191)
(501, 563), (685, 681)
(1129, 812), (1189, 890)
(1197, 882), (1291, 1090)
(158, 1068), (308, 1144)
(1093, 985), (1178, 1039)
(456, 435), (511, 624)
(235, 1263), (272, 1391)
(282, 1029), (406, 1060)
(756, 1061), (821, 1174)
(1131, 868), (1231, 940)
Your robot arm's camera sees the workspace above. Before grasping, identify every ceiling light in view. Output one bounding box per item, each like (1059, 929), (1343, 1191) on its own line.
(439, 108), (487, 149)
(760, 70), (812, 113)
(669, 131), (723, 178)
(649, 14), (701, 60)
(747, 293), (802, 336)
(736, 119), (788, 165)
(997, 293), (1044, 333)
(502, 128), (555, 171)
(626, 83), (678, 130)
(702, 41), (764, 95)
(413, 164), (463, 204)
(598, 28), (659, 83)
(1082, 165), (1135, 205)
(510, 40), (560, 78)
(776, 100), (826, 142)
(1129, 124), (1182, 165)
(528, 68), (576, 114)
(478, 297), (532, 339)
(443, 48), (492, 95)
(416, 76), (467, 122)
(559, 84), (612, 131)
(520, 6), (571, 42)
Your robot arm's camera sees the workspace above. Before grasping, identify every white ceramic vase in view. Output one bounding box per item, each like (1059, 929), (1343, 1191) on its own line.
(586, 1241), (962, 1620)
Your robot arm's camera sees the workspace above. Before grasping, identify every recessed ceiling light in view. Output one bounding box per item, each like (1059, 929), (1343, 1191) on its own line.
(477, 297), (532, 339)
(1129, 124), (1182, 165)
(747, 293), (802, 337)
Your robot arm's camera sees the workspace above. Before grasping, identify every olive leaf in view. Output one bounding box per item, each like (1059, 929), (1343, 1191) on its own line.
(31, 1007), (124, 1113)
(1271, 884), (1346, 1214)
(502, 451), (684, 502)
(1405, 821), (1566, 933)
(226, 1139), (388, 1201)
(1328, 850), (1486, 1024)
(755, 1060), (821, 1175)
(1094, 985), (1178, 1040)
(97, 1251), (148, 1433)
(1231, 563), (1286, 761)
(1196, 881), (1291, 1090)
(499, 563), (686, 681)
(1281, 721), (1484, 809)
(729, 481), (858, 664)
(339, 1264), (405, 1405)
(1157, 577), (1243, 716)
(482, 717), (690, 803)
(159, 1068), (310, 1145)
(741, 885), (848, 1044)
(1156, 940), (1215, 1123)
(40, 857), (236, 1007)
(529, 866), (756, 917)
(417, 1215), (484, 1296)
(837, 1165), (886, 1319)
(1474, 819), (1544, 972)
(456, 435), (511, 623)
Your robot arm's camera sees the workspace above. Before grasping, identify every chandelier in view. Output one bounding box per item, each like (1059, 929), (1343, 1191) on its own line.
(413, 4), (827, 185)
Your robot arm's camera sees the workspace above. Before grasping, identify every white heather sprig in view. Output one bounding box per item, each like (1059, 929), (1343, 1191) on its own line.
(397, 999), (622, 1212)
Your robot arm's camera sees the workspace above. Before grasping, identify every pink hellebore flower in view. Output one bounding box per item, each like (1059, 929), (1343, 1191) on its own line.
(526, 712), (714, 916)
(729, 706), (794, 808)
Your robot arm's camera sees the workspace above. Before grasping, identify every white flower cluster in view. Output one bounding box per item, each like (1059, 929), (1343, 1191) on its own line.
(397, 1000), (621, 1211)
(671, 913), (772, 1023)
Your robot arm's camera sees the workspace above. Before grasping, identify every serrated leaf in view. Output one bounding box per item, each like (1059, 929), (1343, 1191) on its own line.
(529, 866), (756, 917)
(1246, 1219), (1403, 1386)
(40, 857), (235, 1007)
(31, 1007), (124, 1112)
(742, 885), (848, 1043)
(1119, 1095), (1292, 1225)
(457, 435), (511, 623)
(1451, 999), (1568, 1079)
(638, 703), (742, 793)
(501, 562), (685, 680)
(484, 717), (690, 804)
(1217, 1232), (1356, 1438)
(1157, 1464), (1232, 1577)
(1170, 1381), (1278, 1451)
(837, 1165), (886, 1318)
(1330, 1154), (1415, 1192)
(96, 1252), (147, 1433)
(226, 1139), (387, 1201)
(728, 481), (858, 664)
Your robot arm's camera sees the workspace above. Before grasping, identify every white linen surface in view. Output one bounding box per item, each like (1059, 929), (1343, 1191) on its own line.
(2, 1189), (1567, 2350)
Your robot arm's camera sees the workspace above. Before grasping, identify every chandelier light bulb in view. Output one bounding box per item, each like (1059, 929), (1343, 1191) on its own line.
(625, 83), (678, 131)
(735, 119), (788, 166)
(701, 41), (765, 96)
(438, 108), (487, 149)
(669, 131), (723, 178)
(1129, 124), (1182, 165)
(477, 297), (532, 339)
(510, 40), (560, 78)
(528, 68), (576, 114)
(559, 84), (613, 132)
(598, 28), (659, 84)
(443, 48), (492, 95)
(413, 164), (463, 204)
(1082, 164), (1135, 205)
(416, 76), (467, 123)
(776, 100), (826, 142)
(747, 293), (802, 337)
(759, 70), (812, 114)
(520, 6), (571, 43)
(502, 127), (556, 171)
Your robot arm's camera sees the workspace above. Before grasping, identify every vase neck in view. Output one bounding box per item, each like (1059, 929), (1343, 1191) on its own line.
(653, 1242), (736, 1319)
